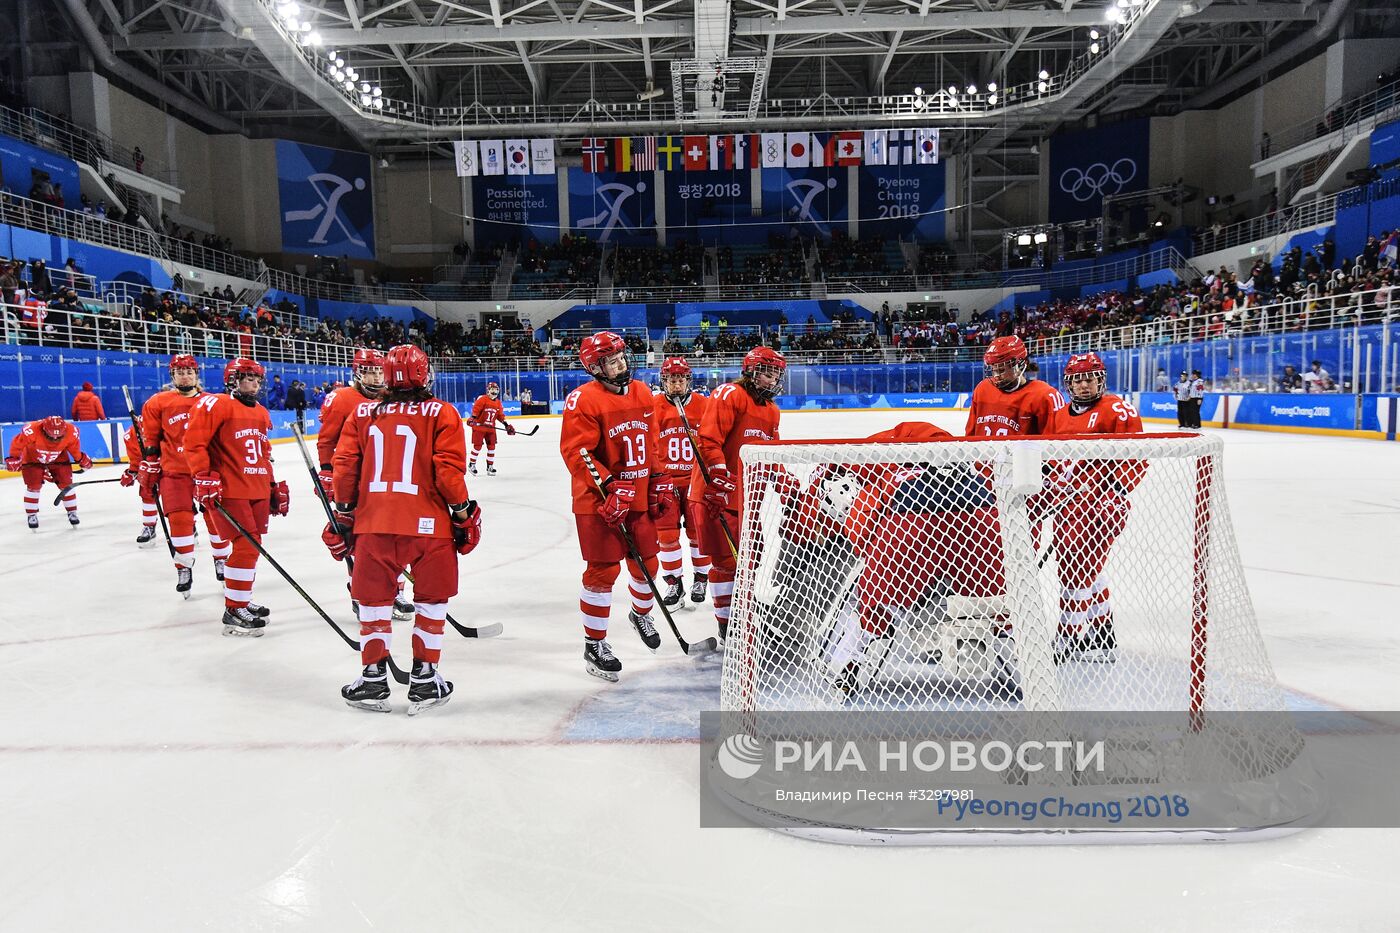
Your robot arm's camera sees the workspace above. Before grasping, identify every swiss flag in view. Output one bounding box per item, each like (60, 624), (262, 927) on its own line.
(682, 135), (709, 171)
(581, 137), (608, 173)
(835, 131), (863, 166)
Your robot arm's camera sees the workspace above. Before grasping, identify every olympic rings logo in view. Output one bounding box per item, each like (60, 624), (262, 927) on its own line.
(1059, 158), (1137, 201)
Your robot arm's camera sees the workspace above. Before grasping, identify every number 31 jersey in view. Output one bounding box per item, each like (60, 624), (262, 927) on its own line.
(183, 393), (274, 499)
(332, 399), (469, 538)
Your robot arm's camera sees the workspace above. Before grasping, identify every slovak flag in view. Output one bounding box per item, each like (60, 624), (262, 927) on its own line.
(581, 137), (608, 173)
(505, 139), (529, 175)
(682, 135), (709, 171)
(786, 132), (813, 167)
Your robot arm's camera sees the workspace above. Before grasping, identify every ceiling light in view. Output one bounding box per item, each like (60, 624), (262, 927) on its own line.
(372, 86), (382, 97)
(913, 85), (923, 96)
(372, 98), (384, 109)
(1038, 80), (1049, 93)
(307, 31), (322, 46)
(947, 84), (957, 95)
(1016, 234), (1032, 246)
(1034, 232), (1049, 244)
(1090, 42), (1100, 53)
(987, 82), (997, 92)
(967, 84), (977, 94)
(1038, 69), (1050, 80)
(988, 93), (998, 104)
(1089, 29), (1100, 39)
(347, 69), (358, 81)
(1105, 6), (1119, 19)
(361, 82), (371, 93)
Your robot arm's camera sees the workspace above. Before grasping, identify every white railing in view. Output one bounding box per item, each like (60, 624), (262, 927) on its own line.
(1191, 194), (1339, 255)
(1265, 76), (1400, 157)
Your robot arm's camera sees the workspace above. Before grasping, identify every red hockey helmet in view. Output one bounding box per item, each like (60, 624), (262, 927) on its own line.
(1064, 352), (1107, 404)
(352, 347), (385, 369)
(352, 347), (386, 395)
(983, 335), (1028, 391)
(169, 354), (198, 372)
(660, 356), (693, 401)
(384, 344), (432, 390)
(486, 381), (500, 396)
(224, 357), (265, 388)
(40, 415), (66, 441)
(742, 346), (787, 400)
(579, 331), (631, 387)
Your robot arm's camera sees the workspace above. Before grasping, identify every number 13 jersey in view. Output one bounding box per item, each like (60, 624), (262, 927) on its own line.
(559, 379), (660, 515)
(332, 399), (470, 538)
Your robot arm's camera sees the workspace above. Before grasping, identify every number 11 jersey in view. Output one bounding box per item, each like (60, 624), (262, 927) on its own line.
(332, 398), (470, 538)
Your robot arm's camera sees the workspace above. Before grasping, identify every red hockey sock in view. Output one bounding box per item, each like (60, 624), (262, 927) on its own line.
(411, 603), (447, 664)
(357, 603), (393, 665)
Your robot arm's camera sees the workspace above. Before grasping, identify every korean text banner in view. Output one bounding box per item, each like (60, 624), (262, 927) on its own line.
(665, 170), (753, 243)
(1047, 118), (1149, 223)
(473, 175), (560, 248)
(760, 167), (848, 236)
(276, 140), (376, 259)
(858, 163), (946, 240)
(567, 169), (656, 243)
(0, 133), (80, 205)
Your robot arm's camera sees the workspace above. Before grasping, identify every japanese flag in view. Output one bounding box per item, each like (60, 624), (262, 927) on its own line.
(786, 132), (813, 167)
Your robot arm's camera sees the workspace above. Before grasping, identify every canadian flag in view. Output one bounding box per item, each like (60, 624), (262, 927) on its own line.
(683, 135), (709, 171)
(581, 137), (608, 173)
(785, 132), (813, 167)
(834, 131), (863, 166)
(505, 139), (529, 175)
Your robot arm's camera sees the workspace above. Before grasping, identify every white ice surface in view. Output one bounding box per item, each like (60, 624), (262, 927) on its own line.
(1, 409), (1397, 931)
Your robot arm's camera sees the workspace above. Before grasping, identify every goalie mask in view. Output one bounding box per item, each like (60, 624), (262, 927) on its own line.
(818, 472), (863, 521)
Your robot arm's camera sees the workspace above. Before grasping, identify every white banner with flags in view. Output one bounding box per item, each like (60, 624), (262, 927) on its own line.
(760, 133), (785, 168)
(916, 128), (940, 165)
(529, 138), (556, 175)
(505, 139), (530, 175)
(479, 140), (505, 176)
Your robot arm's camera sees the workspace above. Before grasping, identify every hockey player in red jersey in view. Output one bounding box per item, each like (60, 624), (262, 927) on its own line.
(467, 381), (515, 476)
(183, 358), (289, 635)
(1047, 352), (1146, 662)
(691, 345), (794, 648)
(6, 415), (91, 529)
(653, 357), (713, 609)
(121, 424), (158, 546)
(965, 335), (1064, 437)
(316, 348), (415, 619)
(327, 344), (480, 714)
(139, 355), (231, 597)
(559, 331), (677, 681)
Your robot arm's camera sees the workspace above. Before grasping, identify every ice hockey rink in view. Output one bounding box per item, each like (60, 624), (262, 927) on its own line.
(1, 408), (1397, 932)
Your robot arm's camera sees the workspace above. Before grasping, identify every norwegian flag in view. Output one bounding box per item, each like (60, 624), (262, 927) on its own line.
(631, 136), (658, 171)
(581, 137), (609, 173)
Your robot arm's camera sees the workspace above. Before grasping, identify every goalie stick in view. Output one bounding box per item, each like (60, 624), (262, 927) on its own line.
(53, 475), (125, 505)
(291, 424), (503, 641)
(121, 385), (177, 561)
(210, 498), (410, 685)
(578, 447), (717, 656)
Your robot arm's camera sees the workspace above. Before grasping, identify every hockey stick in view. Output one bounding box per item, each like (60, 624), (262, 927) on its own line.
(52, 476), (125, 505)
(292, 424), (503, 641)
(578, 447), (716, 656)
(209, 498), (410, 685)
(509, 424), (541, 436)
(121, 385), (177, 561)
(668, 397), (740, 560)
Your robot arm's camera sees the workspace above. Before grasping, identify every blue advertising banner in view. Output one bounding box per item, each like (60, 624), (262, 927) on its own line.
(276, 140), (376, 259)
(1370, 118), (1400, 168)
(567, 169), (655, 243)
(665, 171), (753, 244)
(1048, 118), (1150, 223)
(0, 133), (80, 206)
(473, 174), (560, 249)
(858, 164), (946, 240)
(761, 167), (848, 237)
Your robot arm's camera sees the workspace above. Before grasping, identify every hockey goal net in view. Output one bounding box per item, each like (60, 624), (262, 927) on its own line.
(712, 433), (1319, 842)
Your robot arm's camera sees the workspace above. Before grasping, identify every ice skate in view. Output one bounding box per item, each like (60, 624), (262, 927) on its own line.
(176, 566), (193, 599)
(486, 465), (497, 476)
(213, 558), (226, 581)
(406, 660), (453, 715)
(221, 605), (267, 637)
(468, 462), (478, 475)
(584, 637), (621, 682)
(661, 575), (684, 608)
(136, 526), (157, 547)
(342, 661), (391, 713)
(628, 610), (660, 652)
(689, 572), (708, 605)
(247, 603), (271, 619)
(393, 597), (415, 622)
(67, 512), (80, 527)
(26, 514), (38, 531)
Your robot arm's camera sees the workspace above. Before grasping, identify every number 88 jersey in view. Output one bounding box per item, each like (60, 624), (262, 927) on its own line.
(332, 399), (470, 537)
(655, 391), (709, 480)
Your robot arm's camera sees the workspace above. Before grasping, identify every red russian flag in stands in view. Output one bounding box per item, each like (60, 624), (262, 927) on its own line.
(582, 137), (608, 173)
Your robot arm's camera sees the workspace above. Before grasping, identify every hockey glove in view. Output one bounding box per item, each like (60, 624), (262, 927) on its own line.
(316, 464), (335, 496)
(138, 458), (162, 493)
(504, 423), (516, 436)
(703, 466), (736, 516)
(3, 456), (19, 472)
(321, 510), (355, 561)
(768, 466), (801, 510)
(598, 481), (636, 527)
(77, 453), (93, 471)
(269, 480), (290, 517)
(120, 469), (136, 488)
(193, 470), (224, 504)
(450, 501), (482, 555)
(648, 474), (678, 520)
